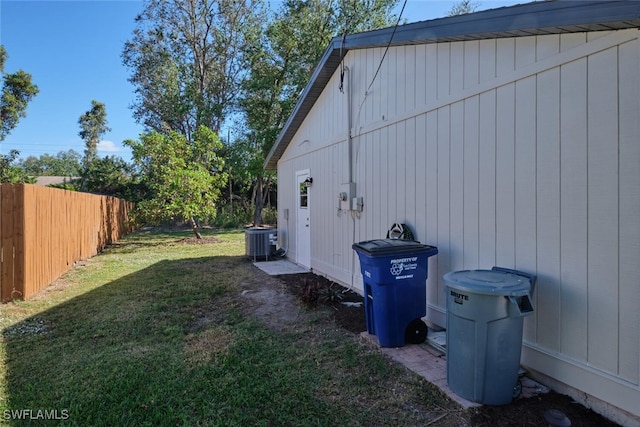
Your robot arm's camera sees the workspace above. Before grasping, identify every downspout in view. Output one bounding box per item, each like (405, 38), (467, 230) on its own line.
(344, 65), (358, 292)
(345, 65), (353, 186)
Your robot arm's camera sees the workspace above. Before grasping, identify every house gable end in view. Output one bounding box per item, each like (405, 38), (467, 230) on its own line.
(264, 0), (640, 170)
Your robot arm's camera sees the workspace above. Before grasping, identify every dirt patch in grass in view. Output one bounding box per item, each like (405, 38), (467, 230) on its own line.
(239, 274), (315, 331)
(178, 236), (220, 245)
(240, 266), (465, 425)
(183, 327), (232, 366)
(276, 273), (366, 334)
(271, 271), (621, 427)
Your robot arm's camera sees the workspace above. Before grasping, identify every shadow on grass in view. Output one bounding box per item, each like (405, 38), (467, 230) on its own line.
(1, 254), (259, 425)
(1, 249), (454, 426)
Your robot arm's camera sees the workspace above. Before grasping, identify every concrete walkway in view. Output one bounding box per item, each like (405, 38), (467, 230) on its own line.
(361, 332), (549, 409)
(252, 259), (310, 275)
(361, 332), (481, 409)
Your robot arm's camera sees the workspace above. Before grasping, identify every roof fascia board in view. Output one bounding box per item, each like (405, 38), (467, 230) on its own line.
(344, 1), (640, 49)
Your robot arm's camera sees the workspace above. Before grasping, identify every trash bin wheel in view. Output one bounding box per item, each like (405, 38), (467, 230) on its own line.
(405, 318), (427, 344)
(512, 379), (522, 399)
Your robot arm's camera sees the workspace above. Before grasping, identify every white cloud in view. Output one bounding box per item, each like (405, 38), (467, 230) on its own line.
(97, 140), (121, 153)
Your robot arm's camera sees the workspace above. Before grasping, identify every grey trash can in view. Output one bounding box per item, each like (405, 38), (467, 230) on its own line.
(443, 267), (536, 405)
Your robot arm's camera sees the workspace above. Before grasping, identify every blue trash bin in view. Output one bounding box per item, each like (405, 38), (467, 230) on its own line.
(352, 239), (438, 347)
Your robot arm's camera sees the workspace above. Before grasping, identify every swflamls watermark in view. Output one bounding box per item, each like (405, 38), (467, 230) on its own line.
(3, 409), (70, 421)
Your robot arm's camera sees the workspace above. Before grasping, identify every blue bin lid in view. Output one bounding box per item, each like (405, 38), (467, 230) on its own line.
(352, 239), (437, 256)
(443, 269), (531, 296)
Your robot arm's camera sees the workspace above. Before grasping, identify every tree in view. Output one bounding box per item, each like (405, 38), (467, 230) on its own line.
(83, 155), (136, 198)
(124, 126), (227, 238)
(0, 45), (39, 181)
(447, 0), (479, 16)
(122, 0), (263, 139)
(19, 149), (82, 176)
(223, 134), (274, 224)
(239, 0), (399, 225)
(78, 100), (111, 178)
(52, 149), (83, 176)
(0, 45), (39, 142)
(0, 149), (34, 183)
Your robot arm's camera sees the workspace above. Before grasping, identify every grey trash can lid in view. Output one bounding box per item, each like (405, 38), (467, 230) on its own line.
(443, 269), (531, 296)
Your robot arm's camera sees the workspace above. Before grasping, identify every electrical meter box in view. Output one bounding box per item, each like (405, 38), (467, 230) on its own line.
(338, 182), (356, 211)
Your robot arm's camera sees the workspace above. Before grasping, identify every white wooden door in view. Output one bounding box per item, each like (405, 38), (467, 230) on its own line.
(295, 170), (311, 268)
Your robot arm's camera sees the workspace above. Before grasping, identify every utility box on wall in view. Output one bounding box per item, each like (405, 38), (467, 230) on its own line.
(338, 182), (356, 211)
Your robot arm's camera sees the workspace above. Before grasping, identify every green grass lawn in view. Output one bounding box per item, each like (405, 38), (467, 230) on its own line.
(0, 229), (460, 426)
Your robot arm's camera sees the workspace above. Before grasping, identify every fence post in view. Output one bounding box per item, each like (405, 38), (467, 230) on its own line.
(1, 185), (19, 301)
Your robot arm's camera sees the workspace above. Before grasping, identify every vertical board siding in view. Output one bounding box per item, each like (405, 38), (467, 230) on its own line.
(587, 46), (620, 374)
(617, 40), (640, 383)
(478, 91), (497, 268)
(537, 34), (560, 60)
(464, 41), (480, 90)
(559, 57), (589, 361)
(516, 36), (536, 68)
(495, 83), (516, 268)
(514, 76), (537, 284)
(397, 122), (407, 222)
(414, 115), (426, 241)
(387, 125), (397, 222)
(380, 127), (390, 231)
(463, 96), (480, 269)
(455, 40), (475, 279)
(415, 45), (427, 108)
(536, 68), (561, 350)
(479, 39), (496, 82)
(436, 106), (451, 310)
(437, 44), (450, 99)
(371, 47), (382, 124)
(276, 30), (640, 399)
(373, 131), (383, 239)
(512, 74), (535, 349)
(405, 46), (416, 111)
(425, 111), (440, 321)
(361, 133), (371, 242)
(405, 118), (417, 232)
(496, 38), (515, 76)
(450, 43), (464, 97)
(0, 184), (133, 301)
(425, 45), (438, 104)
(449, 102), (464, 273)
(561, 32), (587, 51)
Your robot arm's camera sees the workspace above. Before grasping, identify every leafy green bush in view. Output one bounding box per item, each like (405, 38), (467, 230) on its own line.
(214, 206), (252, 229)
(261, 207), (277, 226)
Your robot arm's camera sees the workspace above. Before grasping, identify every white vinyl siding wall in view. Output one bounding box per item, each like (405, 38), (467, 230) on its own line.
(276, 29), (640, 416)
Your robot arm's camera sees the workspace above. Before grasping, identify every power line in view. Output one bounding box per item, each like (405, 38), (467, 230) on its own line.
(352, 0), (408, 136)
(366, 0), (408, 94)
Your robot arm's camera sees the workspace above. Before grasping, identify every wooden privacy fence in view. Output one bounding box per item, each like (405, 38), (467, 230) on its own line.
(1, 184), (134, 301)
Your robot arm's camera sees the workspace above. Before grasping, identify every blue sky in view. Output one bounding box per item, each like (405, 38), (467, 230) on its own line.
(0, 0), (522, 163)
